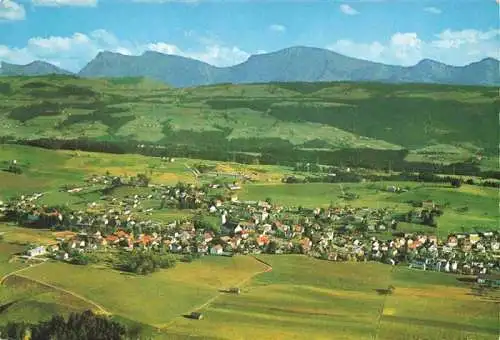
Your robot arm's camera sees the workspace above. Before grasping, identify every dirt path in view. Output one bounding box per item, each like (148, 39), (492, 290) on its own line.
(2, 261), (110, 316)
(11, 273), (111, 316)
(0, 260), (47, 284)
(157, 255), (272, 330)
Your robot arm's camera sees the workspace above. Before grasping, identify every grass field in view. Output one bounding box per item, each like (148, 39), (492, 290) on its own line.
(11, 256), (267, 327)
(2, 253), (496, 340)
(0, 144), (498, 338)
(1, 274), (96, 325)
(1, 144), (497, 238)
(165, 255), (499, 340)
(1, 215), (498, 340)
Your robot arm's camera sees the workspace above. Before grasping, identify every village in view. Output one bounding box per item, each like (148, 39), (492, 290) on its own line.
(1, 170), (499, 284)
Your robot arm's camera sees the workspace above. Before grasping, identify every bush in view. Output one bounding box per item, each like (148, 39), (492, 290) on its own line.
(116, 250), (176, 275)
(70, 252), (90, 265)
(5, 164), (22, 174)
(450, 178), (462, 188)
(1, 310), (127, 340)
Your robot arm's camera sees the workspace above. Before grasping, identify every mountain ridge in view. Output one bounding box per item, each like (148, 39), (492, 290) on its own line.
(1, 46), (498, 87)
(0, 60), (73, 76)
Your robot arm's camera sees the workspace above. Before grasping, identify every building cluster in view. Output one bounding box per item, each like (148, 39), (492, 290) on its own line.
(1, 178), (498, 276)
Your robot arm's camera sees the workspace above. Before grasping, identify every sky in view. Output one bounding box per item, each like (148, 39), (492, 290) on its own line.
(0, 0), (499, 72)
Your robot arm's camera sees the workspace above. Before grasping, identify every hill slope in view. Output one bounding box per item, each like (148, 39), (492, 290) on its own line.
(0, 61), (73, 76)
(0, 75), (497, 171)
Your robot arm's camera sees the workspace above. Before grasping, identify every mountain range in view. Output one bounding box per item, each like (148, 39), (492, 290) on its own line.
(1, 46), (498, 87)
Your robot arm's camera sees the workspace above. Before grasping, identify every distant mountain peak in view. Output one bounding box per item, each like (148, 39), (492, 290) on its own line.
(2, 45), (497, 86)
(0, 60), (72, 76)
(94, 51), (129, 59)
(416, 58), (445, 66)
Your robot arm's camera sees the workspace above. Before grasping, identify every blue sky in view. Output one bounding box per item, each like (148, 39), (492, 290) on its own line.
(0, 0), (498, 72)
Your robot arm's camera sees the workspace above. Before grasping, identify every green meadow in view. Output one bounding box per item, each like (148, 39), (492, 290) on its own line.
(0, 142), (498, 339)
(1, 251), (496, 340)
(165, 256), (499, 340)
(3, 256), (268, 328)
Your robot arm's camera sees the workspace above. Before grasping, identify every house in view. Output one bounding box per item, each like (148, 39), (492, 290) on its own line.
(210, 244), (224, 255)
(469, 234), (480, 244)
(105, 235), (120, 245)
(228, 287), (240, 294)
(257, 235), (270, 247)
(300, 237), (312, 253)
(477, 273), (500, 287)
(234, 224), (243, 234)
(195, 242), (207, 253)
(27, 246), (46, 258)
(203, 232), (213, 243)
(409, 260), (427, 270)
(189, 312), (203, 320)
(447, 236), (458, 247)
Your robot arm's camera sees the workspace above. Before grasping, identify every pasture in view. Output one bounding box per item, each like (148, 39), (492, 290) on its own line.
(14, 255), (268, 328)
(166, 255), (499, 340)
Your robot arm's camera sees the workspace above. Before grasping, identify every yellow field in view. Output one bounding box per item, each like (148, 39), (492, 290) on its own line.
(17, 256), (268, 327)
(163, 256), (499, 340)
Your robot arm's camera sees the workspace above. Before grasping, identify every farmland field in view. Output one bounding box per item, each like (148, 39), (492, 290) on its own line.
(1, 144), (498, 238)
(0, 144), (498, 338)
(164, 256), (499, 340)
(7, 256), (268, 327)
(1, 253), (497, 340)
(0, 76), (498, 175)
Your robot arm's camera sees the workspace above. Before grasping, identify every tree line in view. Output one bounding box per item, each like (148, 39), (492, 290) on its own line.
(0, 310), (130, 340)
(3, 136), (498, 179)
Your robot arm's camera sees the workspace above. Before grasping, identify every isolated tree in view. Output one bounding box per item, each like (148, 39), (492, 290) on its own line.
(450, 178), (462, 188)
(266, 241), (278, 254)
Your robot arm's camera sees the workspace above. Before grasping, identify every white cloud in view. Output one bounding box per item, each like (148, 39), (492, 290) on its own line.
(328, 28), (500, 66)
(0, 0), (25, 21)
(32, 0), (97, 6)
(0, 29), (252, 71)
(187, 45), (250, 66)
(424, 7), (441, 14)
(340, 4), (359, 15)
(269, 24), (286, 33)
(147, 42), (182, 55)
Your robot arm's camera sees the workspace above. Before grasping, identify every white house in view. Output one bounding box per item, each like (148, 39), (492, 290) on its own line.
(210, 245), (224, 255)
(27, 246), (47, 258)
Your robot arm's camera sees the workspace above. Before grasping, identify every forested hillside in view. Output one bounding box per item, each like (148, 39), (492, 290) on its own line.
(0, 75), (497, 175)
